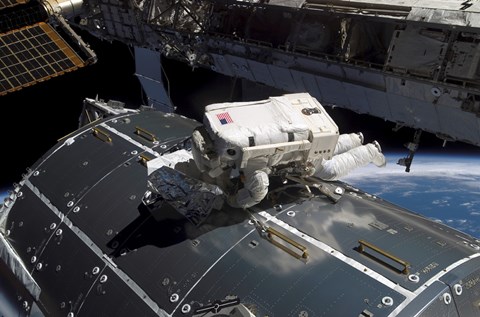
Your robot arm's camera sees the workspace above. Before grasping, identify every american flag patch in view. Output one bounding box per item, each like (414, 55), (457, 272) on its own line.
(216, 112), (233, 125)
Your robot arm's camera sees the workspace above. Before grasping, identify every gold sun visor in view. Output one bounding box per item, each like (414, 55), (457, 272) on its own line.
(0, 22), (86, 95)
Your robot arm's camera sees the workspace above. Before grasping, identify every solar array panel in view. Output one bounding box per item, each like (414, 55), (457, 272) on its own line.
(0, 22), (85, 95)
(0, 0), (27, 10)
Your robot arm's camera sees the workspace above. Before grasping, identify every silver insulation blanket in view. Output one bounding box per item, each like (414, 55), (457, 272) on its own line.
(146, 166), (224, 225)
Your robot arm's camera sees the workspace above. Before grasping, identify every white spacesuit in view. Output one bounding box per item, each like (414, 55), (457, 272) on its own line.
(192, 131), (386, 208)
(152, 93), (386, 210)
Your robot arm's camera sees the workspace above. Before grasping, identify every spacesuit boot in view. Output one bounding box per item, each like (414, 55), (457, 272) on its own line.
(371, 141), (386, 167)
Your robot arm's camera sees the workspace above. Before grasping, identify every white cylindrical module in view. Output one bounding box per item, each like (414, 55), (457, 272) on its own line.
(42, 0), (84, 19)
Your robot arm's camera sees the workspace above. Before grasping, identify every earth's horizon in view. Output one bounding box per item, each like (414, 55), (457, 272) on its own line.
(341, 153), (480, 238)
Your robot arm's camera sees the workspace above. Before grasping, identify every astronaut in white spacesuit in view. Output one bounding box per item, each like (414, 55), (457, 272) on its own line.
(191, 127), (386, 209)
(145, 93), (387, 225)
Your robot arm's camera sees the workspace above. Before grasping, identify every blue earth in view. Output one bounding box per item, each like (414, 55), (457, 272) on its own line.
(1, 154), (479, 238)
(341, 154), (480, 238)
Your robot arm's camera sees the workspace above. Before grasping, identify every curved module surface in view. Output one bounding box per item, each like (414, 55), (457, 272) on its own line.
(1, 109), (480, 317)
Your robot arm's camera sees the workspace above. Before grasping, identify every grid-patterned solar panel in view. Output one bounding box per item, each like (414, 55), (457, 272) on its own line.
(0, 0), (27, 10)
(0, 22), (85, 95)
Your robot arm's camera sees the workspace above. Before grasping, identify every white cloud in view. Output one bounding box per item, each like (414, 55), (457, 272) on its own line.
(432, 199), (450, 207)
(341, 155), (480, 184)
(460, 201), (480, 211)
(445, 219), (470, 226)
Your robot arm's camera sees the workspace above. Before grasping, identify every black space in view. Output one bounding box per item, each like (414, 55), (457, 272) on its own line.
(2, 31), (480, 189)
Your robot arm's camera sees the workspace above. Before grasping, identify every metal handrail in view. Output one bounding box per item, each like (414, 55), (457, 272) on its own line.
(358, 239), (410, 275)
